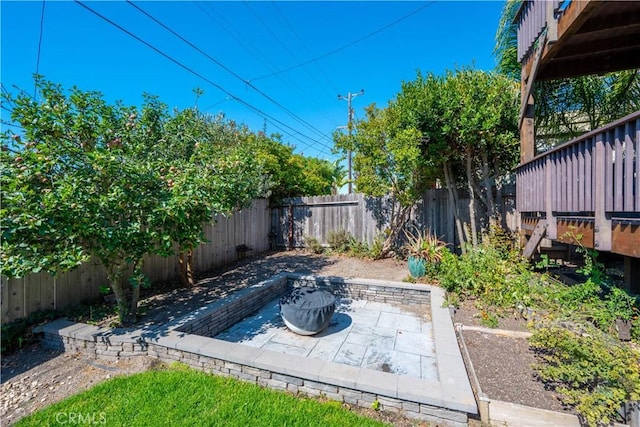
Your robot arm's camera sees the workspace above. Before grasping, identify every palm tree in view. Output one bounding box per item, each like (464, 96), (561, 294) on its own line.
(330, 158), (349, 195)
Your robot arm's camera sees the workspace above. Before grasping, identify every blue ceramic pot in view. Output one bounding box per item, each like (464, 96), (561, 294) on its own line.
(407, 256), (426, 278)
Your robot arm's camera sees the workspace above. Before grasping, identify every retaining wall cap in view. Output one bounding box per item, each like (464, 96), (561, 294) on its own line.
(32, 318), (76, 334)
(355, 368), (399, 398)
(397, 376), (444, 407)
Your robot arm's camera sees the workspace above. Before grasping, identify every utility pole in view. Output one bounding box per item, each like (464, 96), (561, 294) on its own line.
(338, 89), (364, 194)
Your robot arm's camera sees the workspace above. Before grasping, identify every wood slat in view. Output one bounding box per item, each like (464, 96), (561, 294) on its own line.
(624, 121), (634, 211)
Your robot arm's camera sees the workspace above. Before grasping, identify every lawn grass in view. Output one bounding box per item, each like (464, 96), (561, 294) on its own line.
(14, 363), (388, 427)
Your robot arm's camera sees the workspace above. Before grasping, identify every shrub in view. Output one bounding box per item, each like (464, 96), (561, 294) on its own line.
(1, 310), (59, 354)
(530, 322), (640, 426)
(303, 236), (324, 254)
(436, 238), (536, 309)
(369, 233), (386, 260)
(403, 226), (448, 264)
(327, 229), (354, 253)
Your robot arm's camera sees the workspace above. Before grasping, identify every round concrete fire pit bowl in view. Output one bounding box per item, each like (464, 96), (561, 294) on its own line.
(280, 287), (336, 335)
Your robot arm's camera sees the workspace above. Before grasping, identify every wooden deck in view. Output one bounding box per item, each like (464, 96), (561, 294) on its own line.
(517, 111), (640, 258)
(516, 0), (640, 289)
(517, 0), (640, 82)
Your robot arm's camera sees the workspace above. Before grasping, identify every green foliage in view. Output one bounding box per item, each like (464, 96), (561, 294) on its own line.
(246, 132), (334, 202)
(436, 230), (535, 310)
(1, 300), (119, 355)
(493, 0), (521, 80)
(327, 229), (355, 253)
(1, 78), (270, 323)
(304, 236), (324, 254)
(530, 323), (640, 427)
(403, 226), (448, 264)
(435, 224), (639, 424)
(347, 239), (371, 259)
(333, 103), (431, 256)
(1, 310), (56, 354)
(369, 233), (386, 260)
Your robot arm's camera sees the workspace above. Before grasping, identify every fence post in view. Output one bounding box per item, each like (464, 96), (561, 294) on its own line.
(288, 202), (294, 251)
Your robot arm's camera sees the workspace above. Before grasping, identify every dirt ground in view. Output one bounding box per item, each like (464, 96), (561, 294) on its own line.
(1, 251), (572, 425)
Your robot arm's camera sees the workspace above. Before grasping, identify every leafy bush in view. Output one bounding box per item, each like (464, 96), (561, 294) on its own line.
(436, 236), (536, 309)
(403, 226), (448, 264)
(553, 279), (640, 339)
(327, 229), (354, 253)
(304, 236), (324, 254)
(530, 322), (640, 426)
(369, 233), (386, 260)
(1, 300), (120, 355)
(348, 240), (371, 258)
(1, 310), (59, 354)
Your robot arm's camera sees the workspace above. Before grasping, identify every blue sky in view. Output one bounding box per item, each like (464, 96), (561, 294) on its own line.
(1, 1), (505, 161)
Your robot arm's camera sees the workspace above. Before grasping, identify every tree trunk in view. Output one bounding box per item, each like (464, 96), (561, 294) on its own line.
(494, 162), (505, 229)
(466, 146), (478, 247)
(107, 262), (128, 325)
(179, 248), (195, 287)
(443, 161), (466, 254)
(381, 200), (411, 257)
(127, 263), (144, 325)
(481, 150), (496, 228)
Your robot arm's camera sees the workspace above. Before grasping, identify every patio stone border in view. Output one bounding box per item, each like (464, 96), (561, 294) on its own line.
(36, 274), (477, 426)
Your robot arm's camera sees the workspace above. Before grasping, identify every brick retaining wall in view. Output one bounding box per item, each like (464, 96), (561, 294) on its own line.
(36, 275), (473, 427)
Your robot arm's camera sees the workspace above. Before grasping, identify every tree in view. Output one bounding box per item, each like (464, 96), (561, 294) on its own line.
(2, 80), (170, 323)
(329, 158), (348, 195)
(155, 108), (268, 287)
(1, 79), (269, 321)
(392, 68), (519, 249)
(334, 103), (433, 256)
(337, 67), (519, 254)
(246, 131), (334, 201)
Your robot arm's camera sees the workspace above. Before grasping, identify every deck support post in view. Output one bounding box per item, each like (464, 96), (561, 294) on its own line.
(593, 133), (612, 251)
(624, 257), (640, 294)
(544, 156), (557, 239)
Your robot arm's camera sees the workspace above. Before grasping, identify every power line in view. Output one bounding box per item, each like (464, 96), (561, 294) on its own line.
(131, 2), (331, 146)
(126, 0), (333, 150)
(252, 1), (436, 82)
(271, 1), (340, 97)
(73, 1), (330, 156)
(34, 0), (46, 99)
(197, 2), (342, 135)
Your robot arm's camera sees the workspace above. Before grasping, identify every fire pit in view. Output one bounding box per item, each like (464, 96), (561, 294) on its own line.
(279, 286), (336, 335)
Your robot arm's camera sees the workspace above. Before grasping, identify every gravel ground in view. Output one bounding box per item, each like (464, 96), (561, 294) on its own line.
(1, 251), (572, 425)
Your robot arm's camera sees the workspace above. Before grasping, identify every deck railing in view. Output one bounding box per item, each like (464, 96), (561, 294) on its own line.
(516, 0), (561, 63)
(516, 111), (640, 248)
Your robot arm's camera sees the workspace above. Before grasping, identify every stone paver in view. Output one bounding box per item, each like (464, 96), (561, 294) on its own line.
(215, 296), (437, 380)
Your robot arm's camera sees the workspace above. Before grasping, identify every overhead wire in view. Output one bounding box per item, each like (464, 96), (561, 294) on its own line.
(245, 2), (341, 129)
(271, 1), (340, 97)
(33, 0), (46, 99)
(126, 0), (333, 151)
(196, 1), (339, 145)
(252, 1), (436, 82)
(73, 1), (330, 156)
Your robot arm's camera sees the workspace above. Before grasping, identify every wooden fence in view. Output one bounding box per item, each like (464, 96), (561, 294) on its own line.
(3, 188), (519, 324)
(269, 188), (518, 251)
(1, 199), (271, 323)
